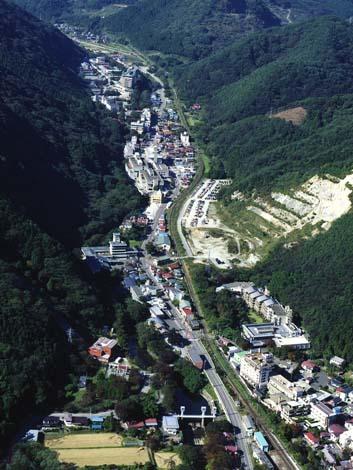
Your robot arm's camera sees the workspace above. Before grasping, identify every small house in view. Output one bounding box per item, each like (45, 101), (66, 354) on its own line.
(91, 416), (105, 431)
(304, 432), (320, 448)
(162, 415), (179, 435)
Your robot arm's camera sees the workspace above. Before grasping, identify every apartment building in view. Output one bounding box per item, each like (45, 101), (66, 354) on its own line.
(268, 374), (304, 401)
(311, 401), (334, 429)
(240, 353), (273, 390)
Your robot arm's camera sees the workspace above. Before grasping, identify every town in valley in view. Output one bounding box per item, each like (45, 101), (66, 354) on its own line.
(20, 29), (353, 470)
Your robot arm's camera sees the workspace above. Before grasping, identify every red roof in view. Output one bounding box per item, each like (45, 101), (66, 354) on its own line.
(224, 445), (238, 454)
(182, 307), (193, 316)
(329, 424), (346, 436)
(301, 360), (317, 370)
(162, 272), (174, 280)
(145, 418), (158, 426)
(127, 421), (145, 429)
(304, 432), (319, 444)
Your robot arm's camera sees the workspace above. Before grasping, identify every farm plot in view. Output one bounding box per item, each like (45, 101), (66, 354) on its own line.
(47, 433), (149, 467)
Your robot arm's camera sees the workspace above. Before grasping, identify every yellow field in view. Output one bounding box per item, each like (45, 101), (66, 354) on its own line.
(46, 433), (123, 449)
(47, 433), (180, 468)
(155, 452), (181, 468)
(55, 447), (149, 467)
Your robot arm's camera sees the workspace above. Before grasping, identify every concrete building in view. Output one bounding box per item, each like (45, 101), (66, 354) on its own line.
(268, 374), (304, 401)
(162, 415), (180, 435)
(136, 168), (160, 194)
(330, 356), (346, 368)
(150, 190), (163, 205)
(107, 357), (130, 378)
(88, 337), (117, 364)
(311, 401), (334, 429)
(242, 322), (310, 350)
(240, 353), (273, 390)
(81, 232), (138, 272)
(281, 400), (310, 422)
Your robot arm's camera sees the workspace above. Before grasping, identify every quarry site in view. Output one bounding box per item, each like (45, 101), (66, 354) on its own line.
(181, 174), (353, 268)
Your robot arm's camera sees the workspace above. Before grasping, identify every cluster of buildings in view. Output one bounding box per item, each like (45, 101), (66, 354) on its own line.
(81, 232), (138, 272)
(124, 119), (196, 197)
(217, 281), (310, 350)
(216, 280), (353, 467)
(80, 55), (142, 110)
(224, 343), (353, 468)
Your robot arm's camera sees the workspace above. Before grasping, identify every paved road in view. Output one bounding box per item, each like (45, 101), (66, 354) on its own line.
(190, 340), (253, 469)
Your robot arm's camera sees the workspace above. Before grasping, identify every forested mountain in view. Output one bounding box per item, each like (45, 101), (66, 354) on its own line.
(171, 15), (353, 361)
(102, 0), (280, 59)
(175, 16), (353, 192)
(0, 0), (142, 452)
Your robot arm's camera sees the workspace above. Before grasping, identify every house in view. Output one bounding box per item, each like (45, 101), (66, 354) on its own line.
(64, 414), (90, 428)
(23, 430), (44, 443)
(130, 285), (144, 303)
(156, 232), (171, 251)
(126, 421), (145, 430)
(329, 424), (346, 441)
(107, 357), (131, 378)
(145, 418), (158, 428)
(88, 337), (118, 363)
(91, 416), (105, 431)
(330, 356), (346, 369)
(168, 288), (184, 302)
(42, 416), (62, 431)
(162, 415), (179, 435)
(304, 432), (320, 448)
(301, 360), (319, 372)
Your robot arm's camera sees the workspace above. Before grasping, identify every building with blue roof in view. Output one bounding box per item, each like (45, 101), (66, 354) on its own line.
(156, 232), (171, 251)
(91, 415), (105, 430)
(254, 431), (269, 452)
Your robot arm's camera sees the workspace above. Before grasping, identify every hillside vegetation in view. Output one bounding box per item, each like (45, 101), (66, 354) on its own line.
(175, 17), (353, 193)
(171, 15), (353, 362)
(0, 0), (142, 451)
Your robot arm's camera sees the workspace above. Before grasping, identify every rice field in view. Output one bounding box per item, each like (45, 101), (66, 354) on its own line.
(46, 433), (180, 468)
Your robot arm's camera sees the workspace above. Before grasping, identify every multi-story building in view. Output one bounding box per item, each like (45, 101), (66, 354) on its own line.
(281, 400), (310, 422)
(268, 374), (304, 401)
(81, 232), (138, 272)
(311, 401), (334, 429)
(240, 353), (273, 390)
(88, 337), (117, 363)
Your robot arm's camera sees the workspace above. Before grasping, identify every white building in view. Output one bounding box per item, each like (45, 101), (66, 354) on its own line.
(339, 428), (353, 451)
(180, 132), (190, 147)
(240, 353), (273, 390)
(310, 401), (334, 429)
(268, 374), (304, 401)
(162, 415), (179, 435)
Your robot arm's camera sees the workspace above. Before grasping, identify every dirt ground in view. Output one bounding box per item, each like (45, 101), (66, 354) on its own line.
(155, 452), (181, 468)
(54, 447), (149, 467)
(273, 106), (307, 125)
(46, 432), (123, 448)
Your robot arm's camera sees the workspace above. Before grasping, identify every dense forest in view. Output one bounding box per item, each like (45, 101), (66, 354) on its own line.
(0, 0), (142, 452)
(173, 17), (353, 192)
(251, 209), (353, 363)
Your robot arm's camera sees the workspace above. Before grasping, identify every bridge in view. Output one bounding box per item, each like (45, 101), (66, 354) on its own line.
(177, 406), (217, 427)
